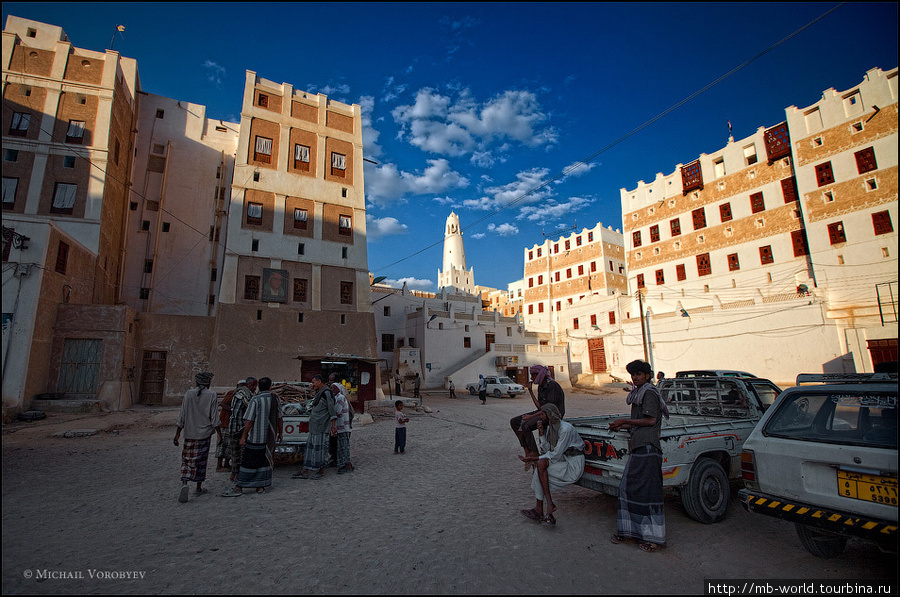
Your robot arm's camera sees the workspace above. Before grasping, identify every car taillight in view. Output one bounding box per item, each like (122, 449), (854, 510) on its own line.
(740, 450), (758, 489)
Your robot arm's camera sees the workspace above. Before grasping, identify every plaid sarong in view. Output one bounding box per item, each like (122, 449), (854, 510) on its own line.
(616, 445), (666, 545)
(303, 432), (329, 470)
(235, 442), (272, 488)
(336, 432), (351, 468)
(228, 431), (243, 477)
(180, 437), (212, 483)
(215, 430), (231, 460)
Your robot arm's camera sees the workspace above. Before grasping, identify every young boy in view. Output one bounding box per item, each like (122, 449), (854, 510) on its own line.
(394, 400), (410, 454)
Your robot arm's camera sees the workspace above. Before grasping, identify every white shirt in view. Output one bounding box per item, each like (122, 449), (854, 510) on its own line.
(538, 420), (584, 462)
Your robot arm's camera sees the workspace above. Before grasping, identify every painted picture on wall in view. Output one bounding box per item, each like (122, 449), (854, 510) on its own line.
(262, 268), (288, 303)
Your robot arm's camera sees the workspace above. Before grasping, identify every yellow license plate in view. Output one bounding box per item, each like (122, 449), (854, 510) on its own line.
(837, 470), (898, 507)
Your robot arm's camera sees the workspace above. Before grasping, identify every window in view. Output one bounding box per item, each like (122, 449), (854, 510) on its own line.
(381, 334), (395, 352)
(254, 136), (272, 164)
(155, 109), (165, 119)
(4, 149), (18, 162)
(51, 183), (77, 214)
(244, 276), (261, 300)
(537, 275), (543, 285)
(554, 272), (560, 282)
(63, 155), (76, 168)
(573, 318), (579, 330)
(632, 231), (642, 247)
(681, 160), (703, 193)
(692, 208), (706, 230)
(656, 269), (664, 285)
(866, 178), (878, 191)
(342, 247), (348, 259)
(608, 311), (616, 325)
(251, 239), (259, 251)
(719, 203), (732, 222)
(650, 225), (660, 243)
(298, 243), (305, 255)
(759, 245), (774, 265)
(750, 192), (765, 214)
(55, 241), (69, 274)
(590, 314), (597, 327)
(340, 281), (353, 305)
(727, 253), (740, 271)
(743, 144), (758, 166)
(566, 268), (572, 279)
(713, 158), (725, 178)
(553, 243), (558, 254)
(10, 112), (31, 136)
(143, 259), (153, 274)
(670, 218), (681, 236)
(556, 301), (561, 311)
(162, 222), (171, 233)
(247, 202), (263, 225)
(815, 162), (834, 187)
(294, 144), (311, 171)
(676, 264), (686, 281)
(636, 274), (645, 288)
(253, 172), (260, 182)
(872, 211), (893, 236)
(26, 28), (37, 38)
(339, 214), (352, 236)
(332, 153), (346, 176)
(590, 261), (596, 272)
(258, 93), (269, 108)
(576, 236), (582, 246)
(528, 305), (534, 315)
(141, 220), (150, 231)
(588, 232), (593, 242)
(2, 178), (18, 206)
(696, 253), (711, 276)
(764, 122), (791, 162)
(828, 222), (846, 244)
(528, 278), (533, 288)
(293, 278), (308, 302)
(791, 229), (809, 257)
(139, 288), (150, 300)
(66, 120), (85, 144)
(293, 208), (308, 230)
(538, 303), (544, 313)
(464, 337), (471, 348)
(578, 265), (584, 275)
(383, 306), (391, 316)
(781, 177), (799, 203)
(855, 147), (877, 174)
(528, 251), (533, 260)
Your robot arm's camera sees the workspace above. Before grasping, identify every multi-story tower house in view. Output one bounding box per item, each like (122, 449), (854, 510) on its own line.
(210, 71), (378, 391)
(522, 222), (626, 337)
(2, 16), (139, 412)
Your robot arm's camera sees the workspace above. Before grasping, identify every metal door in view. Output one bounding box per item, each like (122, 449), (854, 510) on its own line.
(58, 339), (102, 399)
(140, 350), (167, 405)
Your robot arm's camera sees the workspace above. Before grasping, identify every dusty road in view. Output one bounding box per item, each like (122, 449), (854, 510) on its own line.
(2, 387), (896, 594)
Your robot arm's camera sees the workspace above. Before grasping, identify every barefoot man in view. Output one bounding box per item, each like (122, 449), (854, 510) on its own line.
(510, 365), (565, 468)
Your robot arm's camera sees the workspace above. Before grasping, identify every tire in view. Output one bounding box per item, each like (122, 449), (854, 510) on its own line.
(681, 458), (730, 523)
(469, 387), (476, 396)
(795, 523), (847, 558)
(493, 389), (502, 398)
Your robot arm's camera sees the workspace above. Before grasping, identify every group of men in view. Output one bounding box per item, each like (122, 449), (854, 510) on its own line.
(174, 372), (354, 501)
(512, 361), (667, 552)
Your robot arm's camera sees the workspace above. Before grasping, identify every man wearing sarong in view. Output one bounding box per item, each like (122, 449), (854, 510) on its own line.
(227, 377), (257, 483)
(292, 374), (336, 480)
(329, 373), (355, 474)
(511, 365), (566, 468)
(221, 377), (282, 496)
(174, 372), (220, 503)
(609, 359), (670, 553)
(518, 403), (585, 525)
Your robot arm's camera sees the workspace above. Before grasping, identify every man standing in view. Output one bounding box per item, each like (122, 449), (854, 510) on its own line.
(292, 375), (336, 480)
(510, 365), (565, 467)
(329, 373), (355, 474)
(609, 359), (669, 552)
(174, 372), (220, 503)
(413, 373), (422, 401)
(221, 377), (282, 496)
(227, 377), (257, 483)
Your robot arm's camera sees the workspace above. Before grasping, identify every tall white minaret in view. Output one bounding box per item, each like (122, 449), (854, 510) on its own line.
(438, 212), (475, 295)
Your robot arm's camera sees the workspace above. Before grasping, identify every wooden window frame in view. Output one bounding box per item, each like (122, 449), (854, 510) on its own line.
(340, 281), (353, 305)
(676, 264), (686, 281)
(293, 278), (308, 303)
(244, 276), (261, 301)
(692, 208), (706, 231)
(828, 221), (846, 245)
(815, 162), (835, 187)
(339, 214), (352, 236)
(696, 253), (711, 276)
(655, 269), (664, 285)
(293, 208), (308, 230)
(759, 245), (774, 265)
(636, 274), (645, 288)
(727, 253), (740, 271)
(670, 218), (681, 236)
(247, 202), (263, 226)
(750, 192), (765, 214)
(650, 225), (660, 243)
(55, 241), (69, 274)
(854, 147), (877, 175)
(791, 229), (809, 257)
(632, 231), (642, 248)
(719, 203), (733, 222)
(872, 211), (893, 236)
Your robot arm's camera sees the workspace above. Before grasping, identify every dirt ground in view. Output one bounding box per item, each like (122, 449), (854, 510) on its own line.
(2, 386), (896, 594)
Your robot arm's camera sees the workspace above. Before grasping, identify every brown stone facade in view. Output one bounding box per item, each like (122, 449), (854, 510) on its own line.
(2, 83), (47, 141)
(254, 87), (283, 115)
(8, 45), (55, 77)
(52, 91), (98, 145)
(248, 117), (280, 170)
(242, 189), (275, 232)
(287, 127), (318, 178)
(1, 149), (34, 213)
(794, 103), (898, 167)
(62, 52), (105, 85)
(283, 196), (316, 238)
(326, 110), (354, 134)
(235, 256), (314, 306)
(37, 157), (90, 218)
(322, 203), (354, 244)
(291, 100), (318, 124)
(803, 166), (897, 224)
(323, 137), (354, 185)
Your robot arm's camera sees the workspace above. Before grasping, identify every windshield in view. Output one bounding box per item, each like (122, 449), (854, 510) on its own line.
(499, 377), (514, 384)
(748, 381), (781, 409)
(764, 389), (897, 448)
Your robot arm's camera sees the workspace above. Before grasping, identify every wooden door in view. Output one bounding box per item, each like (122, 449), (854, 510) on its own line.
(140, 350), (167, 405)
(588, 337), (607, 372)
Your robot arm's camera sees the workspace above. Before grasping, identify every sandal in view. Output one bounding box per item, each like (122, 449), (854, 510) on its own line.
(220, 488), (242, 498)
(193, 488), (208, 497)
(610, 534), (627, 544)
(520, 508), (542, 522)
(291, 470), (310, 479)
(256, 487), (266, 494)
(639, 542), (658, 553)
(542, 514), (556, 525)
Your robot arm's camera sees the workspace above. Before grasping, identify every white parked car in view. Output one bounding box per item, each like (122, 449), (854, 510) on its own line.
(466, 376), (525, 398)
(739, 373), (897, 558)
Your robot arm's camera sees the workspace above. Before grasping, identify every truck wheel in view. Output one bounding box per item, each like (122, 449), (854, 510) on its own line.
(493, 389), (502, 398)
(681, 458), (730, 523)
(469, 387), (476, 396)
(795, 523), (847, 558)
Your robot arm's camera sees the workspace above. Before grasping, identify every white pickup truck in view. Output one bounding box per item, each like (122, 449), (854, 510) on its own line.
(569, 375), (782, 523)
(271, 382), (312, 460)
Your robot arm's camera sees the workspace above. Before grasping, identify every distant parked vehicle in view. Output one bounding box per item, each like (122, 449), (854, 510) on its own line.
(676, 370), (758, 379)
(466, 376), (525, 398)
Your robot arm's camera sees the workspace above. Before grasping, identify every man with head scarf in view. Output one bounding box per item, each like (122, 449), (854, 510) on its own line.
(174, 371), (220, 503)
(510, 365), (566, 467)
(292, 374), (337, 480)
(221, 377), (282, 496)
(518, 403), (585, 525)
(609, 359), (669, 552)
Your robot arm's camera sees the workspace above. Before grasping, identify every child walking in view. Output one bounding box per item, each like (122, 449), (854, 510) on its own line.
(394, 400), (410, 454)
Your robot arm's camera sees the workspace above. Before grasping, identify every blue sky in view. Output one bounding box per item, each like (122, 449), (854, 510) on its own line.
(4, 3), (897, 291)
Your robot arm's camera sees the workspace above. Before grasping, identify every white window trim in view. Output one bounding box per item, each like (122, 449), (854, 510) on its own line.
(332, 152), (346, 170)
(247, 202), (263, 219)
(294, 144), (310, 163)
(294, 208), (308, 222)
(11, 112), (31, 131)
(2, 177), (18, 203)
(67, 120), (85, 138)
(255, 136), (272, 155)
(339, 215), (352, 229)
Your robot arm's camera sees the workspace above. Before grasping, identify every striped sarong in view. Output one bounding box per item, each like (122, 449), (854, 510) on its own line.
(616, 444), (666, 545)
(181, 437), (212, 482)
(303, 432), (329, 470)
(236, 442), (272, 488)
(336, 432), (351, 468)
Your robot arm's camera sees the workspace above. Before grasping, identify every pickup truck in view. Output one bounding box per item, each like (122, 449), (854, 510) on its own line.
(271, 382), (313, 460)
(569, 375), (782, 524)
(466, 376), (525, 398)
(738, 372), (897, 558)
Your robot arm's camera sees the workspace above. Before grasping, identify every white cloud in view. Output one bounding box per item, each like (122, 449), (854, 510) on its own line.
(358, 96), (382, 158)
(366, 215), (408, 240)
(365, 159), (469, 206)
(385, 277), (434, 291)
(470, 151), (495, 168)
(202, 60), (226, 87)
(450, 90), (558, 147)
(471, 232), (486, 240)
(462, 167), (554, 212)
(518, 195), (595, 222)
(432, 196), (459, 207)
(487, 222), (519, 236)
(382, 77), (408, 103)
(559, 160), (597, 180)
